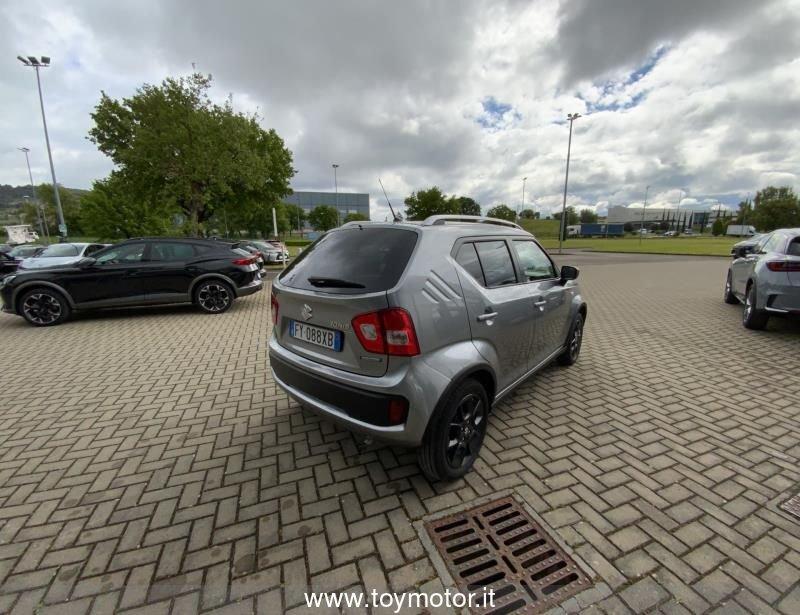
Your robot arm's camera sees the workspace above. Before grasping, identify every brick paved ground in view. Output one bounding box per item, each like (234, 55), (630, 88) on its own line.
(1, 252), (799, 614)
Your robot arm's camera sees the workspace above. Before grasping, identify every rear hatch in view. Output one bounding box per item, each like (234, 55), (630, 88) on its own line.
(273, 226), (419, 377)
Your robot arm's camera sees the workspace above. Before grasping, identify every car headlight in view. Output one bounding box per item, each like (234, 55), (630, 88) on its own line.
(0, 275), (16, 289)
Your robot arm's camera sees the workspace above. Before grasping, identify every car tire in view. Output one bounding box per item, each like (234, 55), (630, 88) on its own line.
(557, 313), (584, 366)
(742, 283), (768, 330)
(724, 271), (738, 304)
(418, 378), (489, 482)
(194, 279), (234, 314)
(19, 287), (71, 327)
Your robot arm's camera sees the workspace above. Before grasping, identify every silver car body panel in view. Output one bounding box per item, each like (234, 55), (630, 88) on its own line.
(729, 228), (800, 313)
(269, 221), (586, 446)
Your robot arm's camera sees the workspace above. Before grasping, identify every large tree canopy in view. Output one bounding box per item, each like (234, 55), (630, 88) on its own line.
(751, 186), (800, 231)
(88, 73), (294, 236)
(404, 187), (482, 220)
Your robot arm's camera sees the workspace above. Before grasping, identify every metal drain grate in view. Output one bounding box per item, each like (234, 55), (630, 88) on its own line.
(781, 493), (800, 519)
(425, 496), (591, 614)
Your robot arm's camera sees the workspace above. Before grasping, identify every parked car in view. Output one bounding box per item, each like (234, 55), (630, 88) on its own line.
(7, 244), (44, 259)
(245, 240), (289, 264)
(19, 242), (109, 270)
(269, 215), (586, 481)
(663, 230), (676, 237)
(0, 244), (45, 276)
(1, 252), (19, 276)
(236, 242), (266, 269)
(0, 238), (263, 326)
(730, 234), (764, 257)
(724, 228), (800, 329)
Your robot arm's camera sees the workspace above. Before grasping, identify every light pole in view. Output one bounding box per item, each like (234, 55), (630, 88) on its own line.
(521, 177), (527, 219)
(332, 163), (340, 226)
(559, 112), (581, 254)
(639, 185), (650, 245)
(18, 147), (49, 242)
(18, 55), (66, 241)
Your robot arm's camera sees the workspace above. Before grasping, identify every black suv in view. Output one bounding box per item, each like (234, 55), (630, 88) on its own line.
(0, 238), (263, 326)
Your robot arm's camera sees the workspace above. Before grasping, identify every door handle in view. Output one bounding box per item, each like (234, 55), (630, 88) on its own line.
(477, 312), (498, 322)
(534, 299), (547, 306)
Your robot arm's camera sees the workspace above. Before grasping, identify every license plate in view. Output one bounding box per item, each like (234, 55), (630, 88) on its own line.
(289, 320), (343, 351)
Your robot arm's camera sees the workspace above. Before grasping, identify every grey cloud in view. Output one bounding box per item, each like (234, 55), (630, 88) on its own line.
(553, 0), (772, 84)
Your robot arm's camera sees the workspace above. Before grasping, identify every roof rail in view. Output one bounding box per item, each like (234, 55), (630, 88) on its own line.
(422, 215), (522, 230)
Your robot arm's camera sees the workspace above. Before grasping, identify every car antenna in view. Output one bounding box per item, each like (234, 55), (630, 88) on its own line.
(379, 178), (402, 222)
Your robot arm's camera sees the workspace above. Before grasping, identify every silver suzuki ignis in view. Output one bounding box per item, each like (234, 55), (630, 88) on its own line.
(269, 215), (587, 481)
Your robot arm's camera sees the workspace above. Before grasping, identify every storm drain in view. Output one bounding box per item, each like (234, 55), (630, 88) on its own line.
(425, 496), (591, 614)
(781, 492), (800, 520)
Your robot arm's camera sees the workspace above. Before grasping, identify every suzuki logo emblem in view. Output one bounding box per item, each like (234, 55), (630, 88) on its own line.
(301, 304), (313, 321)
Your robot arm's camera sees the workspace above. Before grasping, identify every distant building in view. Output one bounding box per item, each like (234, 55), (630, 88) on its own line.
(284, 191), (370, 224)
(607, 205), (730, 227)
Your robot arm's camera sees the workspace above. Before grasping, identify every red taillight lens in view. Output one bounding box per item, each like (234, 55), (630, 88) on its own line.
(388, 398), (408, 425)
(351, 308), (420, 356)
(232, 256), (256, 266)
(767, 261), (800, 272)
(270, 293), (279, 326)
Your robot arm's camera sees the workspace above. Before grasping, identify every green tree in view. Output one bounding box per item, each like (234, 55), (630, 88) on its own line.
(308, 205), (339, 231)
(623, 222), (634, 233)
(22, 184), (83, 236)
(751, 186), (800, 231)
(552, 206), (579, 225)
(519, 209), (536, 219)
(81, 173), (175, 239)
(89, 73), (294, 237)
(711, 217), (726, 236)
(452, 196), (481, 216)
(486, 204), (516, 222)
(735, 199), (752, 225)
(404, 187), (457, 220)
(284, 204), (307, 233)
(344, 212), (369, 223)
(579, 208), (598, 223)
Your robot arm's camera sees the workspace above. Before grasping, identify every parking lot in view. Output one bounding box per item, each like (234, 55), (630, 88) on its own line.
(1, 252), (799, 614)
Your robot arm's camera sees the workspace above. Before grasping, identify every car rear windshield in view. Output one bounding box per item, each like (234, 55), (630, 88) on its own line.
(279, 227), (418, 294)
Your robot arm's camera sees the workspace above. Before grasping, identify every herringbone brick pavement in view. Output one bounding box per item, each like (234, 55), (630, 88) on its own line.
(0, 253), (798, 614)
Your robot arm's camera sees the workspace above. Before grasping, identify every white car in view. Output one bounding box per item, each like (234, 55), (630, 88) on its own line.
(18, 242), (108, 270)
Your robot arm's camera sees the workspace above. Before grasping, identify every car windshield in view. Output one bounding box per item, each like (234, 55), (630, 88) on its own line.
(39, 244), (81, 257)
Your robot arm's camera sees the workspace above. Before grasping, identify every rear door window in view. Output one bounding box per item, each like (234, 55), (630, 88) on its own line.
(474, 241), (517, 287)
(149, 242), (196, 261)
(279, 227), (418, 294)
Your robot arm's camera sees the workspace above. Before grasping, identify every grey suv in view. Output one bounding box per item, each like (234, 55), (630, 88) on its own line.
(269, 215), (587, 480)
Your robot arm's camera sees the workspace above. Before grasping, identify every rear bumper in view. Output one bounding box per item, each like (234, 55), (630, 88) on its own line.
(237, 277), (264, 297)
(268, 334), (450, 446)
(765, 285), (800, 314)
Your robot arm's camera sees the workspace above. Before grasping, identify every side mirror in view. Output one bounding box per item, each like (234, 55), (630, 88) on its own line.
(560, 265), (579, 283)
(77, 257), (97, 268)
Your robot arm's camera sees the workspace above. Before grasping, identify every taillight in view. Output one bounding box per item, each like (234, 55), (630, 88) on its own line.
(767, 261), (800, 272)
(270, 293), (279, 325)
(232, 256), (256, 265)
(351, 308), (420, 356)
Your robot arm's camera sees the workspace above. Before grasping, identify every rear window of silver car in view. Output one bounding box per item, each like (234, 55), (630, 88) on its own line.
(279, 227), (418, 294)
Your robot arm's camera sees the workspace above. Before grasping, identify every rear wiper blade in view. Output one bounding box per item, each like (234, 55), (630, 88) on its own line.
(307, 276), (366, 289)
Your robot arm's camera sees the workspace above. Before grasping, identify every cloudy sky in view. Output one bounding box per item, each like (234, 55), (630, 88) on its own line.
(2, 0), (799, 219)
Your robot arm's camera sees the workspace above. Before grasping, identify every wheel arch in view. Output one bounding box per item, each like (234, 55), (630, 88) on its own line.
(188, 273), (239, 299)
(13, 281), (76, 313)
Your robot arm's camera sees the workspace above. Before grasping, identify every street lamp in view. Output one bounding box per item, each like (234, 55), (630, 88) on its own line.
(639, 185), (650, 245)
(18, 55), (67, 241)
(18, 147), (49, 241)
(521, 177), (527, 219)
(332, 163), (340, 226)
(559, 112), (581, 254)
